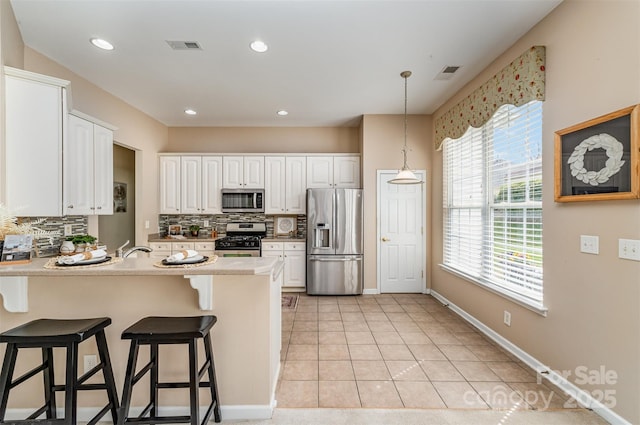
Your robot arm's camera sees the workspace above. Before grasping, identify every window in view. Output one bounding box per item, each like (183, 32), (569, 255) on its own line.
(443, 101), (544, 311)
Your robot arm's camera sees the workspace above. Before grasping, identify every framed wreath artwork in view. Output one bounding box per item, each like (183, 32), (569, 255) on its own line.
(554, 104), (639, 202)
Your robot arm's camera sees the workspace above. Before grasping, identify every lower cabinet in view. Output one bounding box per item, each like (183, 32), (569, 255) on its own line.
(262, 241), (306, 289)
(149, 241), (215, 259)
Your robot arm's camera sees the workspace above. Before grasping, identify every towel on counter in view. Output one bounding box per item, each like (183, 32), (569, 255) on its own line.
(166, 250), (199, 262)
(57, 249), (107, 265)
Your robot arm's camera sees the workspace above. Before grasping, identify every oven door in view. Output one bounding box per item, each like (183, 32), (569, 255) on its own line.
(214, 249), (260, 258)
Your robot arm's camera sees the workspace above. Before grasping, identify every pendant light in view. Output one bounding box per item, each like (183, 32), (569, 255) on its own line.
(389, 71), (423, 185)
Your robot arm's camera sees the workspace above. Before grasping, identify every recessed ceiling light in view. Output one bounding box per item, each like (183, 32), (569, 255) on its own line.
(184, 109), (197, 115)
(90, 38), (114, 51)
(250, 40), (268, 53)
(277, 110), (288, 116)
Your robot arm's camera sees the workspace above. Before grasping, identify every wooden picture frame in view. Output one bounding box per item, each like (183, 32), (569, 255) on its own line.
(554, 104), (639, 202)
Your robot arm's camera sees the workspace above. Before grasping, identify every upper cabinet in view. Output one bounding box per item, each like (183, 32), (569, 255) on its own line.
(181, 156), (223, 214)
(64, 113), (114, 215)
(160, 155), (223, 214)
(160, 156), (181, 214)
(4, 67), (69, 216)
(306, 155), (360, 188)
(159, 153), (359, 214)
(223, 156), (264, 188)
(265, 156), (306, 214)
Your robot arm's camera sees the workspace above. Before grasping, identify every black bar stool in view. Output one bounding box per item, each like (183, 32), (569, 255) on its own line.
(0, 317), (119, 425)
(118, 316), (221, 425)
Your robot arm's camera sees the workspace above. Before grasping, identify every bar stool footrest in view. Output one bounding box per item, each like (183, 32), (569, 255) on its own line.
(124, 415), (191, 424)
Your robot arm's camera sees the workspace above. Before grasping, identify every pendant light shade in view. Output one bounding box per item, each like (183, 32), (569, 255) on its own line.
(389, 71), (423, 185)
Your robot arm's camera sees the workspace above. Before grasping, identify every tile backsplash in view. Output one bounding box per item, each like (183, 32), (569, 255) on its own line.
(158, 214), (306, 239)
(17, 216), (88, 257)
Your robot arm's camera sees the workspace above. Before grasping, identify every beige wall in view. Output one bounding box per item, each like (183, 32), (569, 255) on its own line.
(362, 115), (431, 291)
(168, 126), (359, 153)
(430, 1), (640, 422)
(20, 47), (168, 245)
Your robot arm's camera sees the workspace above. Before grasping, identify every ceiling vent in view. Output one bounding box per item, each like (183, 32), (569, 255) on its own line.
(166, 40), (202, 50)
(434, 65), (461, 80)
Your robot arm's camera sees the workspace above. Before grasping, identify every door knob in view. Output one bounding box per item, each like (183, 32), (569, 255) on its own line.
(381, 237), (390, 242)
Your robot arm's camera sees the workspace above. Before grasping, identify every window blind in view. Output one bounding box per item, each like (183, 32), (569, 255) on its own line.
(443, 101), (543, 306)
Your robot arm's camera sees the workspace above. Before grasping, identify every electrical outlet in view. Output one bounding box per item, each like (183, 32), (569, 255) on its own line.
(580, 235), (599, 254)
(63, 224), (73, 236)
(503, 310), (511, 327)
(83, 354), (98, 373)
(144, 220), (150, 229)
(619, 239), (640, 261)
(204, 220), (210, 227)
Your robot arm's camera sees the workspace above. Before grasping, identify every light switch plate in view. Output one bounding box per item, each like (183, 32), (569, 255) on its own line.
(580, 235), (599, 254)
(619, 239), (640, 261)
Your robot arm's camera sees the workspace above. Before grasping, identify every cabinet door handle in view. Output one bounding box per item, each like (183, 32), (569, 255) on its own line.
(97, 206), (102, 209)
(68, 205), (74, 209)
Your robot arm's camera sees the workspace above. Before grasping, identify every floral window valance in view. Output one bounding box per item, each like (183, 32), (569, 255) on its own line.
(434, 46), (546, 150)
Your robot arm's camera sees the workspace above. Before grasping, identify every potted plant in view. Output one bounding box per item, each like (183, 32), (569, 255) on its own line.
(189, 225), (200, 237)
(66, 234), (97, 252)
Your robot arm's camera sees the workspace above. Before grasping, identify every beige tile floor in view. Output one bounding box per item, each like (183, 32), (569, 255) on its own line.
(277, 293), (584, 412)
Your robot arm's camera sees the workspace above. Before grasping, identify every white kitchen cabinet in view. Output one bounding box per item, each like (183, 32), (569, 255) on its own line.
(159, 156), (181, 214)
(285, 157), (306, 213)
(262, 241), (305, 288)
(180, 156), (202, 214)
(306, 155), (360, 188)
(165, 155), (223, 214)
(4, 67), (69, 216)
(64, 113), (114, 215)
(264, 157), (286, 214)
(284, 242), (306, 288)
(264, 156), (306, 214)
(149, 241), (215, 260)
(223, 156), (264, 188)
(201, 157), (223, 213)
(334, 156), (361, 188)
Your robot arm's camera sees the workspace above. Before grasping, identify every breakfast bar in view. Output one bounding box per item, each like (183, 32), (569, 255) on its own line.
(0, 256), (283, 421)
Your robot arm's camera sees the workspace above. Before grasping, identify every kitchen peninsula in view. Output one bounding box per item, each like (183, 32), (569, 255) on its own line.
(0, 256), (283, 421)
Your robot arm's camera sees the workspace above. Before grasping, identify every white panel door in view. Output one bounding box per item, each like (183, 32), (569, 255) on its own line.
(265, 156), (286, 214)
(5, 74), (64, 216)
(285, 156), (306, 214)
(378, 170), (425, 293)
(159, 156), (181, 214)
(334, 156), (360, 188)
(180, 156), (201, 214)
(243, 156), (265, 188)
(306, 156), (333, 188)
(65, 115), (94, 215)
(284, 244), (306, 288)
(93, 124), (113, 214)
(222, 156), (243, 188)
(201, 156), (223, 214)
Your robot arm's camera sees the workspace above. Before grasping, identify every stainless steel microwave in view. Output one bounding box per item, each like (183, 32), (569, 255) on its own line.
(221, 189), (265, 213)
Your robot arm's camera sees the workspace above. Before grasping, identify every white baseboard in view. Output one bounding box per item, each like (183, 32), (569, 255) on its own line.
(430, 289), (631, 425)
(5, 403), (275, 422)
(363, 288), (379, 295)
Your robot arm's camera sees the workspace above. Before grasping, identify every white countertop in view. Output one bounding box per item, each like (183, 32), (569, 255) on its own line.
(0, 256), (279, 277)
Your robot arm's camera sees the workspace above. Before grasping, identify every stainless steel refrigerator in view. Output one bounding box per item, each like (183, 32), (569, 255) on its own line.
(306, 188), (363, 295)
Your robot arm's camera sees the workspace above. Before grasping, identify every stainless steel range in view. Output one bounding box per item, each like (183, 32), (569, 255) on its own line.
(214, 222), (266, 257)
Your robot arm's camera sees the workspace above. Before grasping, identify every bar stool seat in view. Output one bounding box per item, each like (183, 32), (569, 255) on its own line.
(118, 316), (221, 425)
(0, 317), (119, 425)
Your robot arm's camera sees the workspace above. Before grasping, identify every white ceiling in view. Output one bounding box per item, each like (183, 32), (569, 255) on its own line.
(10, 0), (561, 127)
